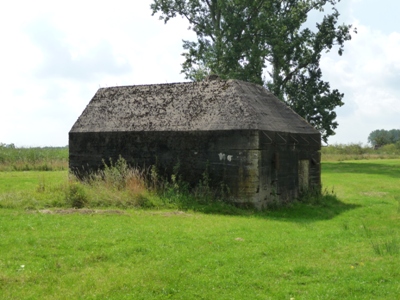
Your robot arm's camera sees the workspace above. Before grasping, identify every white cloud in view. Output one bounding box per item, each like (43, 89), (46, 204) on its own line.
(0, 1), (196, 146)
(26, 18), (132, 81)
(323, 22), (400, 144)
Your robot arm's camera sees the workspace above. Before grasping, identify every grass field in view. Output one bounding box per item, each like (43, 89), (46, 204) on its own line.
(0, 159), (399, 299)
(0, 144), (68, 171)
(321, 143), (400, 161)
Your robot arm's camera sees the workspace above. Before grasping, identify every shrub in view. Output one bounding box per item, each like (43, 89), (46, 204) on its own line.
(65, 181), (88, 208)
(379, 144), (397, 154)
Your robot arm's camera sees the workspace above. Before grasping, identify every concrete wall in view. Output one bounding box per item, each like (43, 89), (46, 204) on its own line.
(258, 131), (321, 208)
(69, 130), (261, 202)
(69, 130), (320, 208)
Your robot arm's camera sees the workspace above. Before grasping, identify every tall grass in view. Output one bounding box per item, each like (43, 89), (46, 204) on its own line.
(0, 143), (68, 171)
(66, 156), (159, 209)
(66, 156), (240, 212)
(322, 143), (400, 161)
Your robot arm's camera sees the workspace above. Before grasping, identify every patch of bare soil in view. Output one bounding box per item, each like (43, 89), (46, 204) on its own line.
(153, 211), (192, 217)
(37, 209), (127, 215)
(361, 192), (388, 197)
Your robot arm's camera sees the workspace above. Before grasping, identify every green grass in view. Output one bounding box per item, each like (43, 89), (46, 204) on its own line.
(0, 171), (67, 193)
(0, 144), (68, 171)
(0, 171), (69, 209)
(1, 160), (400, 298)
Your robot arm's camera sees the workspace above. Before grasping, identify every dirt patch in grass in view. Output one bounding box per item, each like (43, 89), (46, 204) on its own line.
(361, 191), (388, 197)
(32, 209), (192, 217)
(36, 209), (128, 215)
(155, 211), (193, 217)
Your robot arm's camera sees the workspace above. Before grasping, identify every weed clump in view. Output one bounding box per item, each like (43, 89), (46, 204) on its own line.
(101, 156), (130, 190)
(362, 224), (400, 256)
(297, 187), (336, 205)
(67, 156), (155, 209)
(65, 182), (88, 208)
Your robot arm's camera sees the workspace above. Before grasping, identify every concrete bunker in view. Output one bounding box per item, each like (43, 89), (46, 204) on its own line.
(69, 78), (321, 209)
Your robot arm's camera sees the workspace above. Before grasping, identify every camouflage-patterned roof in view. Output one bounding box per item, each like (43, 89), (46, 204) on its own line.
(70, 79), (318, 134)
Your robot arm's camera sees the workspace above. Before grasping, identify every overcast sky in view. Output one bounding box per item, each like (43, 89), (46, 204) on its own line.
(1, 0), (399, 147)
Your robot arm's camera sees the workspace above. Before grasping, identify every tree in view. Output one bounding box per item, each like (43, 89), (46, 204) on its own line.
(368, 129), (400, 147)
(151, 0), (355, 142)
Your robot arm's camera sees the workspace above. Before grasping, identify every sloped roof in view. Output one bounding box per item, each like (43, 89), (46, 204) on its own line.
(70, 79), (318, 134)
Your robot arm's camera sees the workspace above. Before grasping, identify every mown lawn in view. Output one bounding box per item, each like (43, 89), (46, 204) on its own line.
(0, 160), (399, 299)
(0, 171), (67, 193)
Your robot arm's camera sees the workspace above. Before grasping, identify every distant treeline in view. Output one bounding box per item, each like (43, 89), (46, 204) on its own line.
(0, 143), (68, 171)
(368, 129), (400, 147)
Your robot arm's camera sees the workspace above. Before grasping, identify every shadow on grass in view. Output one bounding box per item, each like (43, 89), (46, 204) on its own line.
(257, 197), (361, 223)
(175, 193), (361, 223)
(322, 161), (400, 179)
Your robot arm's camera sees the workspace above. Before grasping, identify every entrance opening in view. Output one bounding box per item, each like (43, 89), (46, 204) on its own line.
(298, 160), (310, 190)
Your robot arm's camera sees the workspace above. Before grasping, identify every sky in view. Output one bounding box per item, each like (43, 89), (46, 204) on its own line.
(1, 0), (399, 147)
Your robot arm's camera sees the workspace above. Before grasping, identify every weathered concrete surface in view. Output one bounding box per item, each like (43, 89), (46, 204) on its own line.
(69, 130), (262, 203)
(69, 79), (321, 209)
(71, 79), (316, 133)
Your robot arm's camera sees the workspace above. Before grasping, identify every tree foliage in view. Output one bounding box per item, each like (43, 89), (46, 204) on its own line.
(368, 129), (400, 147)
(151, 0), (355, 142)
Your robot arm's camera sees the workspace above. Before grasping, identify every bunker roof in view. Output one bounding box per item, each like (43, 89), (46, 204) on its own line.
(70, 79), (318, 134)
